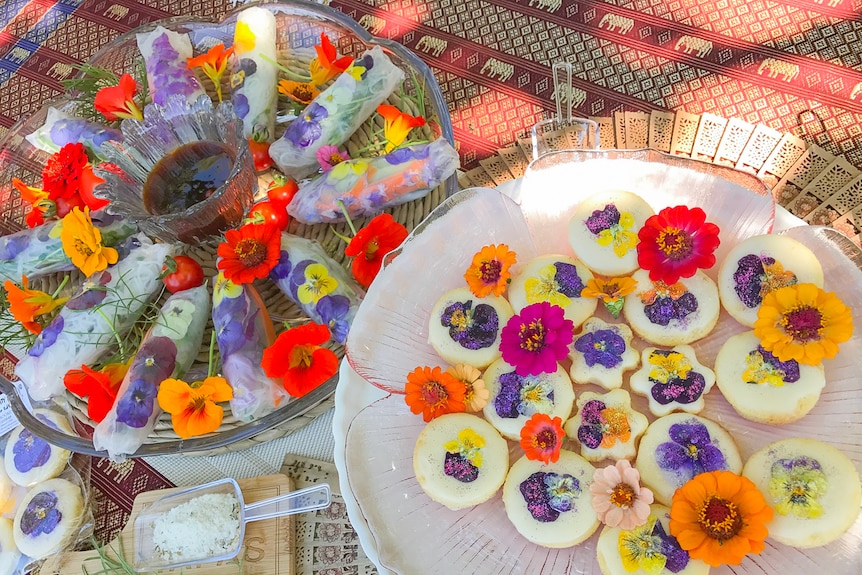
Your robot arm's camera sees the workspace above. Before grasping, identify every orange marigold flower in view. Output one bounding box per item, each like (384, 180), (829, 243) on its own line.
(669, 470), (773, 567)
(94, 73), (143, 122)
(520, 413), (565, 464)
(187, 43), (234, 101)
(464, 243), (517, 298)
(216, 222), (281, 285)
(377, 104), (426, 153)
(158, 376), (234, 438)
(404, 366), (466, 422)
(754, 282), (853, 365)
(3, 275), (68, 335)
(344, 214), (408, 288)
(60, 207), (119, 277)
(278, 79), (320, 104)
(309, 33), (354, 86)
(261, 322), (338, 397)
(64, 360), (130, 423)
(11, 178), (52, 228)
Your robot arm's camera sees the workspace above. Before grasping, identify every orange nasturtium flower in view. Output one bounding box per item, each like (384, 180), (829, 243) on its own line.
(464, 243), (517, 298)
(404, 366), (466, 422)
(261, 322), (339, 398)
(64, 360), (131, 422)
(278, 79), (320, 105)
(158, 376), (234, 438)
(3, 275), (69, 335)
(343, 213), (408, 288)
(309, 33), (354, 86)
(581, 275), (638, 318)
(216, 222), (281, 285)
(187, 43), (235, 101)
(94, 73), (143, 122)
(60, 207), (119, 277)
(377, 104), (426, 153)
(11, 178), (52, 228)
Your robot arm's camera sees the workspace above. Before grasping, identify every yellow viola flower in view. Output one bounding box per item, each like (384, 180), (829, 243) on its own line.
(297, 263), (338, 305)
(525, 264), (570, 308)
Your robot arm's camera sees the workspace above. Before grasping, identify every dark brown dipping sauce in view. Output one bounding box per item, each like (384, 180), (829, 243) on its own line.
(143, 141), (234, 215)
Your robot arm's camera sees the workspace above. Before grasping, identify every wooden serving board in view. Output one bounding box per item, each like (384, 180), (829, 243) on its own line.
(42, 474), (296, 575)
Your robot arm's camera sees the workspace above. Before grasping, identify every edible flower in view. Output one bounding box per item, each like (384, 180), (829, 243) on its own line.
(464, 244), (517, 298)
(42, 142), (89, 203)
(617, 514), (691, 574)
(278, 79), (320, 105)
(589, 459), (654, 529)
(499, 301), (574, 376)
(669, 470), (773, 567)
(3, 275), (69, 335)
(753, 283), (853, 365)
(157, 376), (234, 438)
(11, 178), (52, 228)
(309, 33), (354, 86)
(315, 144), (350, 172)
(63, 360), (130, 422)
(261, 322), (339, 397)
(94, 73), (143, 122)
(404, 365), (466, 422)
(60, 207), (118, 277)
(519, 413), (564, 464)
(217, 222), (281, 285)
(187, 43), (234, 101)
(637, 205), (720, 285)
(445, 363), (489, 412)
(580, 275), (637, 318)
(377, 104), (426, 153)
(343, 213), (408, 288)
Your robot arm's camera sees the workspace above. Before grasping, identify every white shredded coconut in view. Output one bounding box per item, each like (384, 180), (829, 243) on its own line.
(152, 492), (241, 562)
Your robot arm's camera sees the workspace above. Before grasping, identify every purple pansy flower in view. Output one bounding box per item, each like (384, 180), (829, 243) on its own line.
(12, 428), (52, 473)
(576, 399), (607, 449)
(284, 103), (328, 148)
(316, 295), (350, 343)
(216, 318), (249, 357)
(384, 144), (431, 165)
(519, 471), (580, 522)
(656, 421), (727, 482)
(0, 234), (30, 260)
(65, 271), (112, 310)
(493, 371), (555, 419)
(643, 292), (698, 326)
(650, 371), (706, 405)
(28, 316), (64, 357)
(232, 93), (249, 119)
(553, 262), (585, 297)
(130, 337), (177, 382)
(20, 492), (61, 536)
(574, 329), (626, 368)
(50, 119), (122, 150)
(115, 378), (159, 428)
(269, 250), (292, 281)
(655, 519), (690, 573)
(749, 345), (800, 384)
(440, 300), (499, 350)
(585, 204), (621, 235)
(444, 452), (478, 482)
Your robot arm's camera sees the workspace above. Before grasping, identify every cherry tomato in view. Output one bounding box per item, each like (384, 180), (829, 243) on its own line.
(161, 255), (205, 293)
(267, 178), (299, 207)
(249, 200), (289, 231)
(248, 139), (273, 172)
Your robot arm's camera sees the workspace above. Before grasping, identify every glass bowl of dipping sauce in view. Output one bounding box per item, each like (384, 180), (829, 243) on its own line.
(97, 94), (256, 244)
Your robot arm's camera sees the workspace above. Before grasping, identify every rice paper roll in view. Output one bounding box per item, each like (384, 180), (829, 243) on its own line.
(25, 107), (122, 158)
(136, 26), (207, 107)
(212, 272), (288, 421)
(230, 6), (278, 144)
(269, 234), (364, 344)
(14, 236), (173, 401)
(286, 138), (459, 224)
(0, 214), (137, 283)
(269, 45), (404, 178)
(92, 284), (209, 459)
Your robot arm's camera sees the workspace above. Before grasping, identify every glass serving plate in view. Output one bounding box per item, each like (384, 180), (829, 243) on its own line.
(0, 0), (456, 456)
(340, 150), (862, 575)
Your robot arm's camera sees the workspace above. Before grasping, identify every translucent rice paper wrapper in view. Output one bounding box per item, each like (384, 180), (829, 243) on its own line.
(269, 45), (404, 178)
(269, 233), (364, 344)
(342, 154), (862, 575)
(212, 273), (288, 421)
(287, 138), (460, 224)
(136, 26), (206, 108)
(14, 235), (173, 401)
(24, 107), (122, 158)
(0, 213), (137, 283)
(92, 284), (210, 460)
(231, 6), (278, 143)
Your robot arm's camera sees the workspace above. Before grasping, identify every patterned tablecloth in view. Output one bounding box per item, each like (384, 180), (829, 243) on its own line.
(1, 0), (862, 570)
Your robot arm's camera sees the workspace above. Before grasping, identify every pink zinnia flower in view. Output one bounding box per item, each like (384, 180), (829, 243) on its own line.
(499, 301), (573, 376)
(315, 144), (350, 172)
(589, 459), (653, 529)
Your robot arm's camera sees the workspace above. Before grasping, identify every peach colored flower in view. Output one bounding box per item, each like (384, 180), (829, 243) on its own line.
(589, 459), (653, 529)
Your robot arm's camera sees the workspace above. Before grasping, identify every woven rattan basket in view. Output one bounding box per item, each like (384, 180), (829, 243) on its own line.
(0, 0), (456, 456)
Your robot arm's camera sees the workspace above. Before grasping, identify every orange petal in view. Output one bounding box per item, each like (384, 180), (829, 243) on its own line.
(674, 527), (707, 550)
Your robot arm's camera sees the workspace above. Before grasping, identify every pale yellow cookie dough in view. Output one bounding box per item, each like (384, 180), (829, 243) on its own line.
(4, 410), (73, 487)
(13, 478), (84, 559)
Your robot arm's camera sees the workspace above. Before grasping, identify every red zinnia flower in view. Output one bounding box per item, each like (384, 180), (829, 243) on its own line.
(94, 73), (143, 122)
(216, 223), (281, 285)
(636, 205), (721, 285)
(64, 361), (130, 422)
(344, 214), (408, 288)
(261, 322), (339, 397)
(42, 142), (88, 202)
(520, 413), (565, 464)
